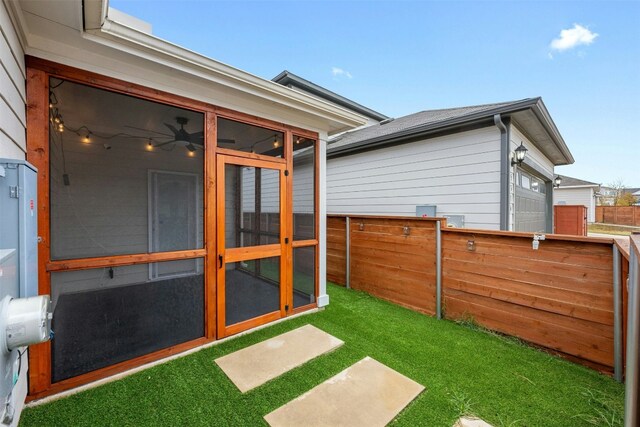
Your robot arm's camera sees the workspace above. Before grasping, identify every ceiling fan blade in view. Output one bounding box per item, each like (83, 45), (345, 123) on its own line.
(190, 131), (204, 138)
(217, 138), (236, 145)
(154, 139), (177, 148)
(164, 123), (180, 136)
(123, 125), (172, 137)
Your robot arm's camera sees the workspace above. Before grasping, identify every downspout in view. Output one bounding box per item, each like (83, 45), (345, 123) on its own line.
(494, 114), (510, 231)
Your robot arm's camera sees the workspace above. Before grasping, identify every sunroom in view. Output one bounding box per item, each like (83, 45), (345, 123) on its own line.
(17, 1), (366, 400)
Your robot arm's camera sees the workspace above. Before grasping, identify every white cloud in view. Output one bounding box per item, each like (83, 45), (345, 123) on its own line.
(331, 67), (353, 79)
(550, 24), (598, 52)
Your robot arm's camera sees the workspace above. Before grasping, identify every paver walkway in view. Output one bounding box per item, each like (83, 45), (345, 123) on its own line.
(215, 324), (343, 392)
(264, 356), (425, 427)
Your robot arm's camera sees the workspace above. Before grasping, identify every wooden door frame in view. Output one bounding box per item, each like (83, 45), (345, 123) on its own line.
(215, 154), (290, 338)
(25, 56), (319, 399)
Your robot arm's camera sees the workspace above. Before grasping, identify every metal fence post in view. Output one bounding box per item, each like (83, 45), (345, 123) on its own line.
(613, 245), (623, 382)
(345, 216), (351, 289)
(436, 220), (442, 319)
(625, 236), (639, 426)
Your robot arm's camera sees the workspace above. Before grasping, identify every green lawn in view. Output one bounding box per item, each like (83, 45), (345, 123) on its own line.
(21, 284), (624, 426)
(588, 223), (640, 236)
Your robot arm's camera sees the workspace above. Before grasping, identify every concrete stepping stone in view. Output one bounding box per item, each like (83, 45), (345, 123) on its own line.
(453, 416), (494, 427)
(215, 324), (343, 393)
(264, 356), (425, 427)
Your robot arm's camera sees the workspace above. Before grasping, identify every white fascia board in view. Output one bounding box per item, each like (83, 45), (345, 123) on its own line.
(83, 16), (367, 133)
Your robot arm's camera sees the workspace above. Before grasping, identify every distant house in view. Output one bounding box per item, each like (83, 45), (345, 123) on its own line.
(598, 186), (640, 206)
(553, 175), (600, 223)
(274, 72), (574, 232)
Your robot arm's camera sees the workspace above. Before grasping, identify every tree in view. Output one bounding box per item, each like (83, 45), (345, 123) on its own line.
(617, 192), (637, 206)
(607, 178), (626, 206)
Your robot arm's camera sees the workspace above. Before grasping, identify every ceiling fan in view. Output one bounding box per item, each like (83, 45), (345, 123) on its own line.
(125, 117), (235, 151)
(154, 117), (204, 152)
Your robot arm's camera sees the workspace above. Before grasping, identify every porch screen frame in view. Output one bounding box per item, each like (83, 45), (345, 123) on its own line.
(25, 56), (320, 400)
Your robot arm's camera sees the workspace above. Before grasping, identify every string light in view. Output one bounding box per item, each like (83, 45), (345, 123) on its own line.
(295, 137), (301, 144)
(147, 140), (154, 151)
(188, 151), (195, 157)
(81, 131), (91, 143)
(273, 135), (280, 148)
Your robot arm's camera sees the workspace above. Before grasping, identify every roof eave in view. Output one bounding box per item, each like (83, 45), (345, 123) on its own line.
(329, 98), (576, 165)
(529, 99), (575, 165)
(81, 3), (368, 133)
(272, 71), (389, 122)
(328, 99), (541, 157)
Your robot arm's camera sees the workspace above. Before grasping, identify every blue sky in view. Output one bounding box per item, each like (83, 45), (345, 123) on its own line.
(110, 0), (639, 186)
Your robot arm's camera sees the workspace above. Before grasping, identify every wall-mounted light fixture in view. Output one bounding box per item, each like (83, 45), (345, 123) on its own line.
(511, 142), (528, 166)
(554, 175), (562, 188)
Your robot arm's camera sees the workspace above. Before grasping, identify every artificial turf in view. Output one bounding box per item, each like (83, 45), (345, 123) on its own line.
(20, 283), (624, 426)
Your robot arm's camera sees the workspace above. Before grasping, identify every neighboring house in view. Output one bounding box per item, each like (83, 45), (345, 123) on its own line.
(553, 175), (600, 223)
(598, 186), (640, 206)
(0, 0), (366, 414)
(273, 73), (574, 232)
(597, 186), (617, 206)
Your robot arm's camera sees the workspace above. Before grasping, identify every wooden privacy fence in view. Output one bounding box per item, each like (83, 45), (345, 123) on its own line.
(596, 206), (640, 226)
(327, 215), (630, 377)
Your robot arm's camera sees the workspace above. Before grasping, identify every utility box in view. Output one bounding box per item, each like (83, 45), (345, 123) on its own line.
(416, 205), (437, 218)
(443, 215), (465, 228)
(0, 158), (42, 423)
(0, 159), (38, 300)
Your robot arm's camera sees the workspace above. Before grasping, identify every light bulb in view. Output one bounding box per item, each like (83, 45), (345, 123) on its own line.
(295, 137), (301, 144)
(82, 136), (90, 143)
(54, 116), (60, 124)
(147, 141), (153, 151)
(188, 151), (195, 157)
(58, 124), (64, 132)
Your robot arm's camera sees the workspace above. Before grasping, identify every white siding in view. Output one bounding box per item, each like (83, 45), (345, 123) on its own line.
(0, 0), (26, 159)
(327, 126), (502, 229)
(554, 187), (596, 223)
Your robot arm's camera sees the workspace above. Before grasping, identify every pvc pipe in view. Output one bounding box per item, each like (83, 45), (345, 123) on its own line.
(613, 246), (622, 382)
(436, 220), (442, 319)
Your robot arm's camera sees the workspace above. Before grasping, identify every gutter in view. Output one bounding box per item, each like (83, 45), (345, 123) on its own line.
(494, 114), (510, 231)
(81, 5), (368, 132)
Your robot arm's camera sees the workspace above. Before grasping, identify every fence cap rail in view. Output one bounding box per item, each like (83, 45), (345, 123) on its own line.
(615, 238), (631, 261)
(443, 226), (616, 245)
(328, 214), (447, 223)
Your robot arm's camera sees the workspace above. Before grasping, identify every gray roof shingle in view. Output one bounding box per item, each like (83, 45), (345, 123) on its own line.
(556, 175), (600, 187)
(329, 99), (534, 151)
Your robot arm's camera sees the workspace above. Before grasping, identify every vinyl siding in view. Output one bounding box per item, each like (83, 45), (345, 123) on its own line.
(554, 187), (596, 223)
(327, 126), (502, 229)
(0, 0), (26, 159)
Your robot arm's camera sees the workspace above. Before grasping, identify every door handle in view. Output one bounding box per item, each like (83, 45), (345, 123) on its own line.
(218, 254), (223, 268)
